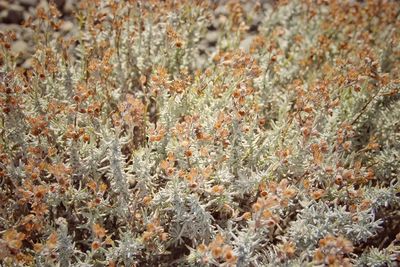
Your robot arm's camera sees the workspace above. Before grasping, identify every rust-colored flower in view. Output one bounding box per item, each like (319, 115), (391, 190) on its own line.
(223, 245), (237, 264)
(311, 189), (325, 200)
(46, 232), (58, 250)
(93, 224), (106, 239)
(91, 241), (101, 251)
(211, 246), (222, 258)
(2, 229), (25, 250)
(196, 243), (207, 254)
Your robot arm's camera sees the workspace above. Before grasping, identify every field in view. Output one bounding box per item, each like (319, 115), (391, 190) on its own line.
(0, 0), (399, 266)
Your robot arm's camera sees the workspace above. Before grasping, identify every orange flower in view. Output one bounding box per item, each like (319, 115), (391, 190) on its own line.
(242, 212), (251, 220)
(31, 202), (49, 217)
(311, 143), (323, 165)
(160, 232), (169, 241)
(99, 183), (108, 193)
(2, 229), (25, 250)
(87, 180), (97, 192)
(83, 133), (90, 142)
(211, 246), (222, 258)
(252, 202), (262, 212)
(93, 224), (106, 239)
(33, 185), (48, 199)
(262, 209), (272, 219)
(282, 241), (296, 257)
(223, 246), (237, 264)
(143, 196), (152, 206)
(342, 141), (351, 151)
(265, 219), (277, 228)
(91, 241), (101, 251)
(46, 232), (58, 250)
(214, 234), (224, 245)
(166, 167), (175, 176)
(160, 160), (169, 170)
(334, 175), (343, 185)
(146, 223), (156, 232)
(326, 254), (337, 265)
(197, 243), (207, 253)
(167, 152), (175, 162)
(336, 236), (353, 253)
(313, 249), (324, 263)
(202, 166), (213, 179)
(211, 185), (224, 194)
(311, 189), (325, 200)
(104, 235), (114, 246)
(184, 149), (193, 157)
(283, 187), (297, 198)
(33, 243), (43, 252)
(139, 75), (147, 86)
(142, 231), (153, 242)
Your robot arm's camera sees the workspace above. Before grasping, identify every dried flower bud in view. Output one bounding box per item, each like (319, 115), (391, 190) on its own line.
(211, 246), (222, 258)
(184, 149), (193, 157)
(73, 95), (80, 102)
(83, 133), (90, 142)
(197, 243), (207, 253)
(334, 175), (343, 185)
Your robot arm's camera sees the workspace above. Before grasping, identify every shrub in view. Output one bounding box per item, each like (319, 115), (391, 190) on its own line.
(0, 0), (399, 266)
